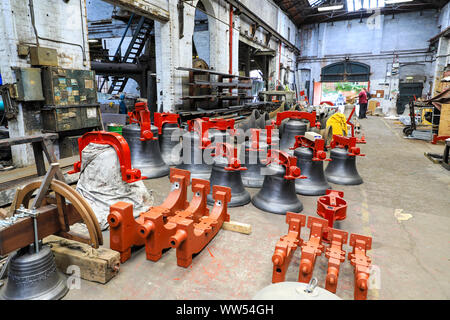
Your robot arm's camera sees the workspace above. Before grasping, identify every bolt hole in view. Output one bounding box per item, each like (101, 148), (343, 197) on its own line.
(110, 218), (115, 223)
(276, 268), (282, 273)
(171, 241), (176, 246)
(140, 229), (145, 234)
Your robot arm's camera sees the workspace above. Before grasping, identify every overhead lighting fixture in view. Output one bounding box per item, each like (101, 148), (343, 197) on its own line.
(384, 0), (413, 4)
(317, 4), (344, 11)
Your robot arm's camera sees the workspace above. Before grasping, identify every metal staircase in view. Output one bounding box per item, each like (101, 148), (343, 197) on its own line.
(106, 16), (153, 95)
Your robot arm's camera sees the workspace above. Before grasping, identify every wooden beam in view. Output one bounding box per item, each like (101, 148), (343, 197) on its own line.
(103, 0), (170, 22)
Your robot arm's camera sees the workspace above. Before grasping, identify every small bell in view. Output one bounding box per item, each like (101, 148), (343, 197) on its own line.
(325, 135), (364, 185)
(252, 150), (305, 214)
(207, 143), (250, 207)
(291, 136), (331, 196)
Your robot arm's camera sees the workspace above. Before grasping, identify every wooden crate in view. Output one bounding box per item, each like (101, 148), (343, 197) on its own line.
(439, 104), (450, 137)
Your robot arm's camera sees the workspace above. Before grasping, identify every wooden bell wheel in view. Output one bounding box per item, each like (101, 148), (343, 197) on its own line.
(12, 180), (103, 248)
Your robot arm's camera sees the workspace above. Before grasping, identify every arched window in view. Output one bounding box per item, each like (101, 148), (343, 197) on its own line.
(321, 61), (370, 82)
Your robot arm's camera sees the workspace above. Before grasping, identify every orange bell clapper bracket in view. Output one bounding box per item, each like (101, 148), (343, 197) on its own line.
(325, 228), (348, 293)
(348, 234), (372, 300)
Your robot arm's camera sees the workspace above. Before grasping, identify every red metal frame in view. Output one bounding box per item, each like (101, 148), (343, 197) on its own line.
(317, 190), (347, 242)
(290, 135), (330, 161)
(108, 168), (191, 262)
(348, 234), (372, 300)
(275, 111), (321, 129)
(272, 212), (307, 283)
(265, 149), (305, 180)
(68, 131), (146, 183)
(153, 112), (180, 135)
(128, 102), (156, 141)
(212, 142), (246, 171)
(347, 106), (366, 144)
(329, 135), (365, 157)
(431, 134), (450, 145)
(188, 118), (236, 149)
(298, 216), (328, 283)
(325, 228), (348, 293)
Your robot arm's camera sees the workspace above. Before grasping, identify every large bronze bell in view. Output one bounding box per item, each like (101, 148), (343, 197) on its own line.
(294, 146), (331, 196)
(206, 143), (250, 207)
(122, 124), (170, 178)
(325, 147), (363, 185)
(240, 139), (268, 188)
(256, 112), (270, 129)
(252, 150), (304, 214)
(325, 135), (364, 185)
(176, 131), (213, 180)
(159, 123), (183, 166)
(0, 245), (68, 300)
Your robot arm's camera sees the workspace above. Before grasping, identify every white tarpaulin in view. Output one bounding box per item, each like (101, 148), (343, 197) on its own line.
(76, 144), (153, 230)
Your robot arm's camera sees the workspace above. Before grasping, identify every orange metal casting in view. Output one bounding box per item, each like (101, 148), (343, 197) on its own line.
(348, 234), (372, 300)
(272, 212), (307, 283)
(212, 142), (247, 171)
(68, 131), (145, 183)
(275, 111), (321, 129)
(317, 190), (347, 242)
(169, 185), (232, 268)
(265, 149), (305, 180)
(108, 168), (191, 263)
(153, 112), (180, 135)
(140, 177), (211, 262)
(128, 102), (157, 141)
(298, 216), (328, 283)
(325, 228), (348, 293)
(290, 135), (331, 161)
(329, 135), (365, 157)
(187, 118), (236, 149)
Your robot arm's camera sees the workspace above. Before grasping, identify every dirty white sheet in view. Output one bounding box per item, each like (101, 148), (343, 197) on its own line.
(76, 144), (153, 230)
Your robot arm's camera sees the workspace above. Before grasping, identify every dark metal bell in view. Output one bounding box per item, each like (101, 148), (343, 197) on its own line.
(325, 148), (363, 185)
(122, 124), (170, 178)
(176, 132), (212, 180)
(294, 147), (331, 196)
(252, 162), (303, 215)
(256, 112), (270, 129)
(240, 140), (268, 188)
(206, 154), (251, 207)
(159, 124), (183, 166)
(0, 245), (68, 300)
(280, 119), (307, 154)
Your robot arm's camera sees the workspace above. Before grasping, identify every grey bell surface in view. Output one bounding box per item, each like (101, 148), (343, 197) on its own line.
(176, 132), (212, 180)
(0, 245), (69, 300)
(253, 282), (342, 300)
(279, 119), (307, 154)
(159, 124), (183, 166)
(325, 147), (363, 185)
(122, 123), (170, 179)
(206, 155), (251, 207)
(240, 140), (268, 188)
(251, 162), (303, 214)
(294, 147), (331, 196)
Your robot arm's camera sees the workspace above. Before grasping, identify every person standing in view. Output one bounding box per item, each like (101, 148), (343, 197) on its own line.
(358, 88), (368, 119)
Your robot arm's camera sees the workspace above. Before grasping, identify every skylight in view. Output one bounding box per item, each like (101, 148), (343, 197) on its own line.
(346, 0), (385, 12)
(309, 0), (326, 7)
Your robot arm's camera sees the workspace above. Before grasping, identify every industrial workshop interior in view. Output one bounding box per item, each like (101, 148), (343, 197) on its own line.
(0, 0), (449, 305)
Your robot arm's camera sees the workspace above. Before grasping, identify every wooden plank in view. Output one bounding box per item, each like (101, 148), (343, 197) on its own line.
(43, 235), (120, 284)
(0, 204), (83, 255)
(222, 221), (252, 235)
(0, 133), (58, 148)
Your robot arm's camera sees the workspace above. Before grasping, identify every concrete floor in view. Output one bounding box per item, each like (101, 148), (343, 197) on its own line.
(65, 116), (450, 300)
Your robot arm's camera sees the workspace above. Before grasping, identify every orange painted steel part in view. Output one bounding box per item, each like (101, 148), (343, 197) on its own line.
(212, 142), (247, 171)
(153, 112), (180, 135)
(317, 190), (347, 242)
(290, 135), (331, 161)
(68, 131), (145, 183)
(187, 117), (236, 149)
(265, 149), (305, 180)
(272, 212), (307, 283)
(348, 234), (372, 300)
(298, 216), (328, 283)
(169, 185), (231, 268)
(128, 102), (157, 141)
(325, 228), (348, 293)
(275, 111), (321, 129)
(329, 135), (365, 157)
(108, 168), (191, 262)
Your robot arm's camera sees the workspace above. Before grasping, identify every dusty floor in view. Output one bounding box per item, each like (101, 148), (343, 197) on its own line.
(65, 116), (450, 300)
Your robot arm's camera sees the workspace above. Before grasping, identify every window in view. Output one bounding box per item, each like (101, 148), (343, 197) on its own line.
(346, 0), (385, 12)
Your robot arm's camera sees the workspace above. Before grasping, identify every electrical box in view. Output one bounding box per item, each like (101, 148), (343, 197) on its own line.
(13, 67), (45, 101)
(41, 67), (97, 106)
(305, 131), (322, 142)
(30, 46), (58, 66)
(41, 104), (102, 132)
